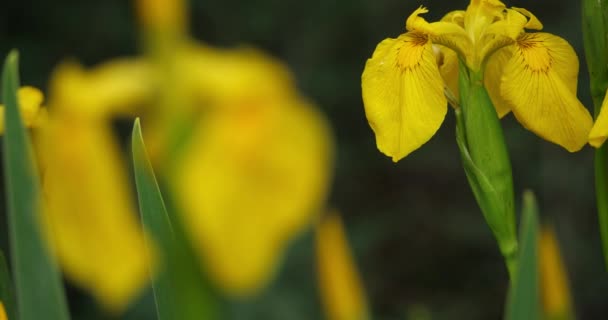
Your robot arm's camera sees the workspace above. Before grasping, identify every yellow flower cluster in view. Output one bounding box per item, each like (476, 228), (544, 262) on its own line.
(0, 0), (344, 312)
(362, 0), (601, 161)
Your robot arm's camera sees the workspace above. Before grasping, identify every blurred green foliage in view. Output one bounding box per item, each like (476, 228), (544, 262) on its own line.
(1, 0), (606, 319)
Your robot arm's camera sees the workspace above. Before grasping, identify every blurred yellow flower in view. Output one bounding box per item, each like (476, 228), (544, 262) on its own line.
(171, 46), (333, 296)
(539, 227), (574, 320)
(33, 61), (155, 312)
(0, 86), (46, 134)
(316, 213), (369, 320)
(362, 0), (592, 161)
(0, 301), (6, 320)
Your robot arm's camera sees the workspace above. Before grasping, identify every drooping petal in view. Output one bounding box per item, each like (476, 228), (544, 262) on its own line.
(484, 45), (514, 117)
(316, 213), (369, 320)
(589, 89), (608, 147)
(362, 32), (447, 161)
(501, 33), (592, 151)
(38, 117), (154, 311)
(172, 96), (333, 296)
(0, 86), (46, 134)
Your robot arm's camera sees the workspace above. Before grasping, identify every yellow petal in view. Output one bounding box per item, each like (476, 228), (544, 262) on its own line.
(436, 45), (460, 105)
(316, 213), (368, 320)
(0, 86), (46, 134)
(589, 89), (608, 147)
(479, 9), (527, 64)
(465, 0), (507, 43)
(512, 7), (543, 30)
(501, 33), (592, 151)
(0, 301), (6, 320)
(484, 45), (513, 117)
(539, 227), (574, 319)
(135, 0), (186, 32)
(362, 32), (447, 161)
(178, 44), (296, 104)
(406, 7), (471, 61)
(38, 118), (154, 312)
(49, 59), (152, 118)
(172, 96), (332, 296)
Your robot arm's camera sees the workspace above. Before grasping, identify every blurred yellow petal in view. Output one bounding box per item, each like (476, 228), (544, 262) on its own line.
(135, 0), (186, 32)
(0, 86), (46, 134)
(38, 117), (154, 312)
(173, 94), (332, 296)
(539, 227), (574, 320)
(178, 44), (296, 104)
(362, 32), (447, 161)
(501, 33), (592, 151)
(589, 90), (608, 147)
(316, 213), (368, 320)
(49, 59), (152, 118)
(0, 301), (6, 320)
(484, 46), (513, 117)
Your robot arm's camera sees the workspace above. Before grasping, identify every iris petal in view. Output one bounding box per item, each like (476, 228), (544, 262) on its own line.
(39, 118), (153, 311)
(589, 90), (608, 147)
(501, 33), (592, 151)
(362, 32), (447, 161)
(484, 46), (514, 117)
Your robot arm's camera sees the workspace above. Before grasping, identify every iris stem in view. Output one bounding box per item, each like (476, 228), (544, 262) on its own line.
(456, 61), (518, 282)
(582, 0), (608, 270)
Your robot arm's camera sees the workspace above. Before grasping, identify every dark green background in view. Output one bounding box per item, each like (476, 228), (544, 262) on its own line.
(1, 0), (606, 319)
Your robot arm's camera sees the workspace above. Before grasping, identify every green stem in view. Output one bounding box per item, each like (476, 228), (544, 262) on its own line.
(582, 0), (608, 270)
(456, 62), (518, 282)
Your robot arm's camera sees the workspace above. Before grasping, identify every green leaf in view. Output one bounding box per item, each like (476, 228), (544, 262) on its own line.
(131, 118), (218, 320)
(505, 190), (541, 320)
(1, 51), (70, 320)
(0, 250), (15, 320)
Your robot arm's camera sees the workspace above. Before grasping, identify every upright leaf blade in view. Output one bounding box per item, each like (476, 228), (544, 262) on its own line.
(131, 118), (217, 320)
(505, 191), (541, 320)
(2, 51), (70, 320)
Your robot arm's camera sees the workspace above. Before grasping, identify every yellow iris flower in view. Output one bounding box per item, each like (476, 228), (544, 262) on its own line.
(34, 60), (155, 312)
(170, 45), (333, 296)
(362, 0), (592, 161)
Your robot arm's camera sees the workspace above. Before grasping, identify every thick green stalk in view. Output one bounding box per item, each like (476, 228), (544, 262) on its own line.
(456, 61), (518, 280)
(582, 0), (608, 269)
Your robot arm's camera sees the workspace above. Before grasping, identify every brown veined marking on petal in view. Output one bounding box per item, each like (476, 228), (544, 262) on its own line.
(517, 33), (552, 73)
(396, 32), (428, 71)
